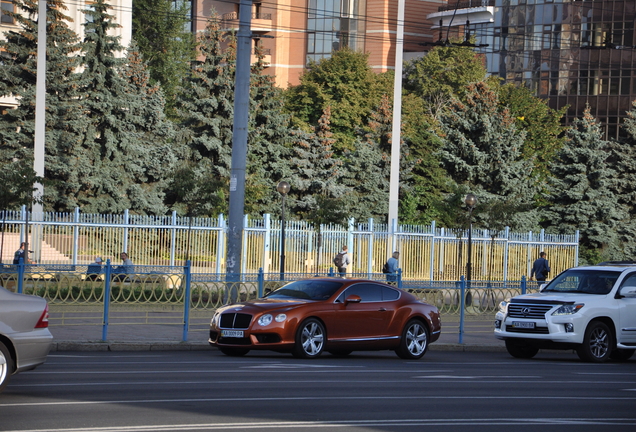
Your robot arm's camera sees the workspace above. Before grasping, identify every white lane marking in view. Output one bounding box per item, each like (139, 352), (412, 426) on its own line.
(3, 418), (636, 432)
(415, 375), (541, 379)
(2, 395), (636, 408)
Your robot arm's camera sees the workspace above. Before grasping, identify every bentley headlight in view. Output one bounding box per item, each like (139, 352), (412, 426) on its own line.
(211, 312), (220, 327)
(258, 314), (273, 326)
(275, 313), (287, 322)
(552, 303), (584, 316)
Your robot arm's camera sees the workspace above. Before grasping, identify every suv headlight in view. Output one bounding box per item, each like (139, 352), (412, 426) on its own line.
(211, 312), (220, 327)
(498, 301), (508, 314)
(552, 303), (584, 316)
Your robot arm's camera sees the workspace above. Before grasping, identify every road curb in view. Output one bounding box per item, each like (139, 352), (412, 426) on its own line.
(50, 341), (506, 353)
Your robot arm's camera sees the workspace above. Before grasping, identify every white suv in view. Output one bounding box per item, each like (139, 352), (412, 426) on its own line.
(494, 264), (636, 362)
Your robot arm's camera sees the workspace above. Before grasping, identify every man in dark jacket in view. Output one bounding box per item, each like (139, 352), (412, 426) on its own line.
(530, 252), (551, 285)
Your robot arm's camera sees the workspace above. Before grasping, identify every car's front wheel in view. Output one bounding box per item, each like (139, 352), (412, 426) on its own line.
(218, 347), (250, 357)
(576, 321), (613, 363)
(505, 340), (539, 359)
(395, 319), (429, 360)
(0, 341), (14, 393)
(292, 318), (325, 359)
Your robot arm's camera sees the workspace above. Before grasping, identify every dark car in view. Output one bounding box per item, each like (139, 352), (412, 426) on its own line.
(209, 278), (441, 359)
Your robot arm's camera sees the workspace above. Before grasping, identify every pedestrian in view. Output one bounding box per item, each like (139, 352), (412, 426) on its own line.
(384, 251), (400, 284)
(13, 242), (35, 264)
(333, 245), (351, 277)
(86, 257), (103, 281)
(112, 252), (134, 282)
(530, 251), (551, 286)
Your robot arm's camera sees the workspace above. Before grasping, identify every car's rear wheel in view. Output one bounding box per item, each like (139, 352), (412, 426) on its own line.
(0, 341), (14, 393)
(609, 348), (635, 362)
(218, 347), (250, 357)
(292, 318), (325, 359)
(505, 340), (539, 359)
(395, 319), (429, 360)
(576, 321), (613, 363)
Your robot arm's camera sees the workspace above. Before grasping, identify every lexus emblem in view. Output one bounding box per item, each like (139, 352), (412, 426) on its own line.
(521, 307), (531, 316)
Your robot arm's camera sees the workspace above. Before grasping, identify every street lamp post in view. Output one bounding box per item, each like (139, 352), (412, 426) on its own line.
(277, 181), (291, 280)
(464, 193), (478, 290)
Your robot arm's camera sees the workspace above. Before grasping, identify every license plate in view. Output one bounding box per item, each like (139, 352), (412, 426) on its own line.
(512, 321), (535, 329)
(221, 330), (244, 338)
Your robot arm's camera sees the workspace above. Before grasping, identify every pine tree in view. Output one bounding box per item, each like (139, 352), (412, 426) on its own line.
(0, 0), (82, 205)
(288, 106), (348, 216)
(438, 81), (538, 230)
(174, 14), (236, 215)
(545, 106), (626, 262)
(131, 0), (196, 118)
(64, 0), (173, 214)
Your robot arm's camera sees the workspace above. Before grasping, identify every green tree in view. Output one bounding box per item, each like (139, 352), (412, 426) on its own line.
(0, 0), (83, 208)
(404, 44), (489, 119)
(545, 106), (626, 263)
(283, 48), (392, 150)
(288, 106), (348, 216)
(438, 81), (538, 230)
(498, 83), (567, 183)
(65, 0), (173, 214)
(132, 0), (196, 118)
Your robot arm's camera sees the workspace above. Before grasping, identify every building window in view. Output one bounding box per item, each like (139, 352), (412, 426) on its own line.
(306, 0), (359, 65)
(1, 0), (14, 24)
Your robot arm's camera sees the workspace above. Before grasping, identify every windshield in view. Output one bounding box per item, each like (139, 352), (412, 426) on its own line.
(265, 280), (344, 300)
(542, 269), (620, 295)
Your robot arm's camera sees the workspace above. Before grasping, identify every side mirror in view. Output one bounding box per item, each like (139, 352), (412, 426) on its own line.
(345, 294), (362, 304)
(619, 286), (636, 298)
(539, 283), (547, 291)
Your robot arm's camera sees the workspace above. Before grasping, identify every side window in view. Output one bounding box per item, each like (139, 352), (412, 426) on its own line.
(382, 286), (400, 301)
(344, 283), (383, 302)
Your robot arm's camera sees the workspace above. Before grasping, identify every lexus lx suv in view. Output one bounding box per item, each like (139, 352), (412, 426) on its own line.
(494, 263), (636, 362)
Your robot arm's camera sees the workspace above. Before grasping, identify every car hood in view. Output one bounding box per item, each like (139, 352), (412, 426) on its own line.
(218, 298), (314, 314)
(514, 291), (607, 304)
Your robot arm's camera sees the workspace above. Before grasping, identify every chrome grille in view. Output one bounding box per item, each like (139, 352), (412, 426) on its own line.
(508, 303), (553, 319)
(220, 313), (252, 329)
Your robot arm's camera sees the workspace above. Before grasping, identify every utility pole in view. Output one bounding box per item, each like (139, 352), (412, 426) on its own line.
(388, 0), (405, 253)
(225, 0), (252, 300)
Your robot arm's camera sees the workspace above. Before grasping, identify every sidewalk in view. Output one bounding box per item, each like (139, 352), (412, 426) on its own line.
(48, 314), (506, 353)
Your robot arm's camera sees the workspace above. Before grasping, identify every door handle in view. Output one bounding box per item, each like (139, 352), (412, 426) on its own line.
(378, 308), (387, 312)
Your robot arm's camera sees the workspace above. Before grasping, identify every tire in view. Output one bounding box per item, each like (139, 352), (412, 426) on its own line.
(0, 341), (14, 393)
(328, 350), (352, 357)
(576, 321), (613, 363)
(219, 347), (250, 357)
(609, 348), (635, 362)
(395, 319), (429, 360)
(505, 340), (539, 359)
(292, 318), (325, 359)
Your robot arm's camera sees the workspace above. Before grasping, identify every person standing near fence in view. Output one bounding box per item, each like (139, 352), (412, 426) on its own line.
(333, 246), (351, 277)
(384, 251), (400, 283)
(530, 251), (550, 286)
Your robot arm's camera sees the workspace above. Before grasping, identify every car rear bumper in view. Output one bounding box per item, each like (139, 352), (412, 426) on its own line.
(11, 329), (53, 373)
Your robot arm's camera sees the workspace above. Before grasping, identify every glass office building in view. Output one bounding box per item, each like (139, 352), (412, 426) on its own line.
(431, 0), (636, 140)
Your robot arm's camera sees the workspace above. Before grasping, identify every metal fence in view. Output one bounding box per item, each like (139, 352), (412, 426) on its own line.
(1, 260), (537, 344)
(1, 207), (579, 282)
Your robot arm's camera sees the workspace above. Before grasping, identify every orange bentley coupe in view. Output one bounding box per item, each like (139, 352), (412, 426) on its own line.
(209, 278), (441, 359)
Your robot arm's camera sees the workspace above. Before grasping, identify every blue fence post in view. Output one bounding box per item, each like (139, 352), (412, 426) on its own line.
(182, 260), (192, 342)
(17, 257), (24, 294)
(459, 276), (466, 344)
(397, 268), (402, 289)
(258, 268), (264, 298)
(521, 275), (527, 294)
(328, 267), (334, 277)
(102, 259), (113, 341)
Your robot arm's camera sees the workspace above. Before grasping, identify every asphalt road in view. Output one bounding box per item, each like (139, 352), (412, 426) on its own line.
(2, 349), (636, 432)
